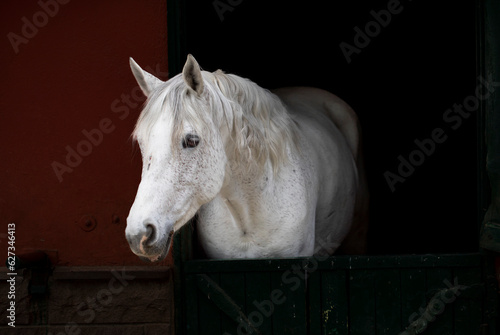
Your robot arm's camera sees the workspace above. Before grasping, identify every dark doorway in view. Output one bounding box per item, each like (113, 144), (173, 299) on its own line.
(177, 0), (480, 254)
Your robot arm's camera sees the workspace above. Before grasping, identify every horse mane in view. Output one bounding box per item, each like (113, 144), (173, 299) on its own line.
(133, 69), (299, 174)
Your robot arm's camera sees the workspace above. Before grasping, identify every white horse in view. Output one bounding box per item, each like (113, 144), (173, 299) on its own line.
(125, 55), (368, 261)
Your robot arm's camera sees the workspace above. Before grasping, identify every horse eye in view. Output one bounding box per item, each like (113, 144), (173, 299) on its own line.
(182, 134), (200, 149)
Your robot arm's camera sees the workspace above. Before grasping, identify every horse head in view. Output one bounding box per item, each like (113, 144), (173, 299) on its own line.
(125, 55), (228, 262)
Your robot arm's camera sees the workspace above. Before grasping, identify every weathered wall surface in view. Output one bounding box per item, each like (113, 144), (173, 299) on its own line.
(1, 1), (173, 333)
(0, 0), (170, 266)
(0, 267), (173, 334)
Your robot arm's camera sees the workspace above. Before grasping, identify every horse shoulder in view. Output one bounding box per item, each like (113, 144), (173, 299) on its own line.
(274, 87), (369, 255)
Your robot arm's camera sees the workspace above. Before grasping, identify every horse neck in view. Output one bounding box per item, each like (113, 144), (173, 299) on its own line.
(211, 72), (297, 176)
(217, 160), (275, 232)
(220, 158), (271, 200)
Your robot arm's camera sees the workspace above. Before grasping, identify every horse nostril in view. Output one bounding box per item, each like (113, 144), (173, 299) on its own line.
(144, 224), (156, 247)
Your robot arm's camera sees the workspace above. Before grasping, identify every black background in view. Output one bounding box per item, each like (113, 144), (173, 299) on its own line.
(182, 0), (480, 254)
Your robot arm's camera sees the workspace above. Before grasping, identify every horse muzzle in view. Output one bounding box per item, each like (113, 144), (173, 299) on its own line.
(125, 222), (173, 262)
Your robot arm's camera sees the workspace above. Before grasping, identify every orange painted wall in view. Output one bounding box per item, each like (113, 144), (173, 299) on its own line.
(0, 0), (170, 266)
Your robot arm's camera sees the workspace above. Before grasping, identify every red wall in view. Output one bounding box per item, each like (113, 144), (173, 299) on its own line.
(0, 0), (170, 266)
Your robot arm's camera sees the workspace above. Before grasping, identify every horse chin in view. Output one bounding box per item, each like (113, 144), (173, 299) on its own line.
(138, 230), (174, 263)
(139, 251), (167, 263)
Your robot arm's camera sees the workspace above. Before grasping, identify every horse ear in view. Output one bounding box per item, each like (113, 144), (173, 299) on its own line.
(129, 57), (164, 97)
(182, 54), (204, 95)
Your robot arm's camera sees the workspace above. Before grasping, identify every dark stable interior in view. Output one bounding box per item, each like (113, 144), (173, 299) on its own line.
(181, 0), (480, 255)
